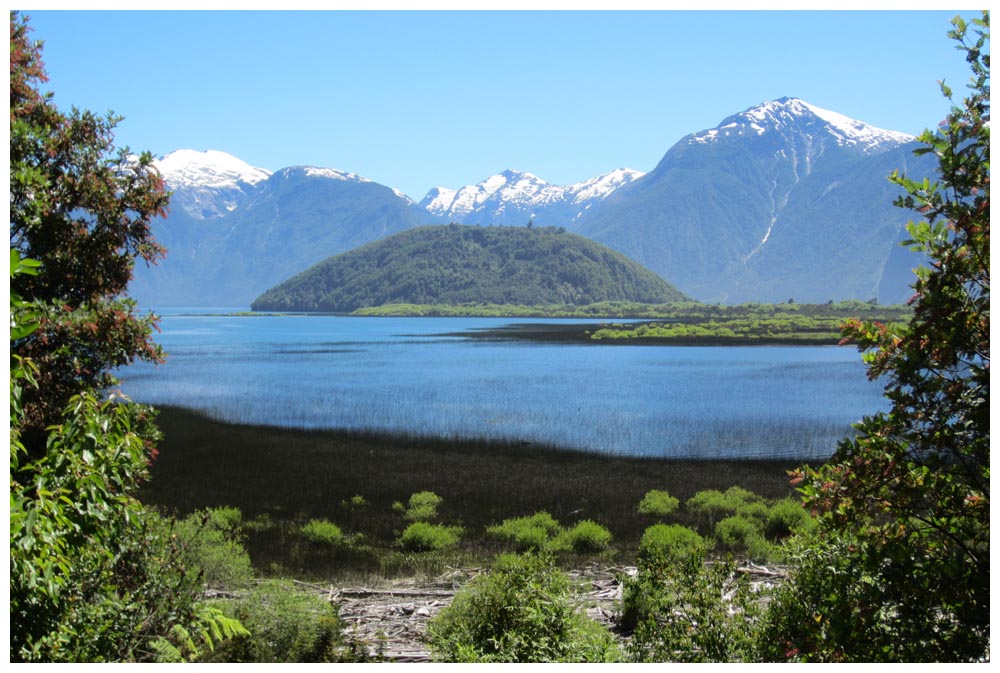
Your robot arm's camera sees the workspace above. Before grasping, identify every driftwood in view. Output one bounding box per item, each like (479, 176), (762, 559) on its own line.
(736, 565), (788, 579)
(335, 587), (456, 598)
(305, 563), (631, 661)
(297, 561), (787, 662)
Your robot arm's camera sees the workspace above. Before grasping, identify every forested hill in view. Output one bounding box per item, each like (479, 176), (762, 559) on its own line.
(251, 224), (689, 312)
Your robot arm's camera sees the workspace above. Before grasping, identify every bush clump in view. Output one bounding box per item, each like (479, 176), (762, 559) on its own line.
(714, 515), (771, 561)
(621, 548), (763, 661)
(401, 491), (444, 521)
(551, 519), (613, 554)
(637, 489), (680, 517)
(299, 518), (345, 546)
(638, 523), (710, 561)
(686, 486), (765, 530)
(428, 553), (620, 662)
(399, 521), (463, 552)
(764, 498), (816, 540)
(175, 507), (255, 589)
(205, 579), (369, 662)
(487, 511), (562, 551)
(340, 494), (368, 510)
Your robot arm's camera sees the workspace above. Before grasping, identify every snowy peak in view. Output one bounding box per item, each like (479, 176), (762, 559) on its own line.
(564, 168), (644, 204)
(154, 150), (272, 220)
(272, 166), (414, 205)
(692, 97), (914, 154)
(421, 169), (552, 219)
(796, 99), (915, 152)
(155, 149), (271, 190)
(277, 165), (373, 184)
(420, 167), (644, 222)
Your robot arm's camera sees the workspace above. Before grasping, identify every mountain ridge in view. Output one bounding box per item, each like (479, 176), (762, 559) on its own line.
(134, 97), (934, 307)
(418, 167), (646, 225)
(576, 97), (933, 304)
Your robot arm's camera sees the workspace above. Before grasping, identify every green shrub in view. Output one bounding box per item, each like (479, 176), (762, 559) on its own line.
(403, 491), (444, 521)
(685, 489), (730, 527)
(175, 508), (254, 589)
(638, 524), (709, 561)
(487, 511), (562, 551)
(621, 548), (764, 661)
(340, 494), (368, 510)
(764, 498), (816, 540)
(205, 506), (243, 531)
(735, 501), (770, 526)
(714, 515), (771, 561)
(637, 489), (680, 517)
(299, 518), (345, 546)
(205, 579), (369, 662)
(551, 519), (613, 554)
(686, 487), (765, 530)
(428, 553), (620, 662)
(399, 521), (462, 552)
(723, 486), (764, 505)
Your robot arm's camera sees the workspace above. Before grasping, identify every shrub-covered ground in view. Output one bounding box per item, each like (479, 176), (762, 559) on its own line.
(145, 408), (806, 662)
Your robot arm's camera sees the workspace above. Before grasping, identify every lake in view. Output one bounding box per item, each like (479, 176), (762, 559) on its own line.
(117, 311), (888, 461)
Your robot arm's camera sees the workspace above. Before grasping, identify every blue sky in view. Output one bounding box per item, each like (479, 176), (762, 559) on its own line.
(23, 8), (975, 200)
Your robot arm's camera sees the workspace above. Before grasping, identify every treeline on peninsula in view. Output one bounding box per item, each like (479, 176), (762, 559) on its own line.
(587, 301), (913, 343)
(351, 300), (913, 344)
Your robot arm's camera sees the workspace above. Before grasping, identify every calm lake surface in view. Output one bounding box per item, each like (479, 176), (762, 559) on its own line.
(118, 311), (888, 460)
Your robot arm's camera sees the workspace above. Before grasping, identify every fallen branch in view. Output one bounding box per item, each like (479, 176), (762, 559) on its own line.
(336, 587), (456, 598)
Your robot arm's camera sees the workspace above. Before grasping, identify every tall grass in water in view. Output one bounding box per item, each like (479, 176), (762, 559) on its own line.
(141, 407), (801, 579)
(120, 317), (883, 463)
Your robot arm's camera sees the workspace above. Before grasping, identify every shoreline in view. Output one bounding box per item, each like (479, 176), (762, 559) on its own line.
(156, 313), (857, 346)
(437, 321), (848, 346)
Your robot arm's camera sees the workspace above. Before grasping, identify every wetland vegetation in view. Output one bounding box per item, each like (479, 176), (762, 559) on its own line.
(141, 406), (801, 580)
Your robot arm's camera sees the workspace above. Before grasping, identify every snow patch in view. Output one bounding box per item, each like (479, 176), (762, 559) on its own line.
(566, 168), (644, 203)
(302, 166), (371, 183)
(421, 167), (644, 220)
(800, 100), (914, 152)
(391, 188), (415, 204)
(690, 98), (914, 153)
(154, 149), (271, 189)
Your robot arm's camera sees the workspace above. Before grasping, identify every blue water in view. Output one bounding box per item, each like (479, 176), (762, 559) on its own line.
(117, 310), (888, 460)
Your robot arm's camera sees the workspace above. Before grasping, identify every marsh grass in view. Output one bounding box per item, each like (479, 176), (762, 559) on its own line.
(141, 407), (801, 579)
(123, 314), (882, 462)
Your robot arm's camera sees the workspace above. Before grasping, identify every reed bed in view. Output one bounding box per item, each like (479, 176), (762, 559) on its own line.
(141, 406), (803, 579)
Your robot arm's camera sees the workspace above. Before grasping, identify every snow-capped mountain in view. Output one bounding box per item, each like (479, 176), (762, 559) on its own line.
(132, 97), (936, 307)
(419, 167), (644, 225)
(691, 97), (914, 154)
(154, 149), (271, 219)
(132, 153), (428, 307)
(577, 97), (933, 304)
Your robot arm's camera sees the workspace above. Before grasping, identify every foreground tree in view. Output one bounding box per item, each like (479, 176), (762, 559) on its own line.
(10, 11), (167, 450)
(762, 12), (989, 662)
(9, 12), (248, 661)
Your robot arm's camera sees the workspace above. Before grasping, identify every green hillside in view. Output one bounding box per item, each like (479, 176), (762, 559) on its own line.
(251, 224), (689, 312)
